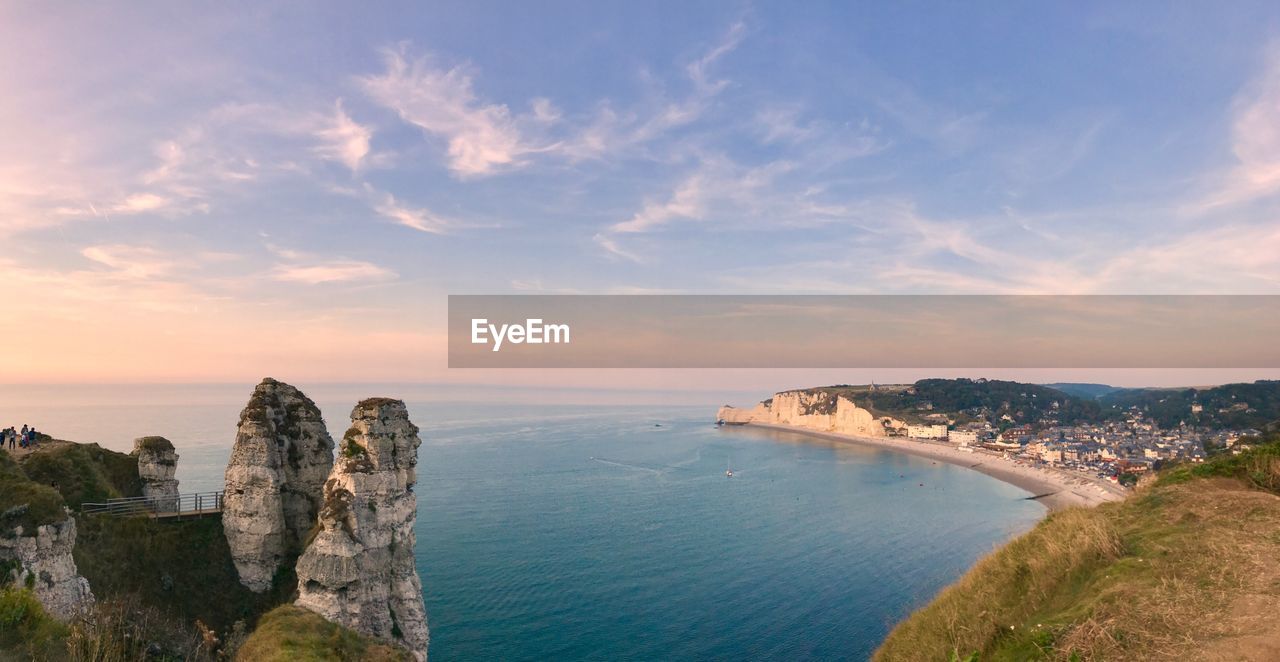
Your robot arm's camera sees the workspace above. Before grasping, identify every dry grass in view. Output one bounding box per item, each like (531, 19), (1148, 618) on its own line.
(874, 507), (1123, 661)
(875, 469), (1280, 661)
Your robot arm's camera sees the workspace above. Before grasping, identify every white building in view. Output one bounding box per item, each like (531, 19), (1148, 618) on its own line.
(949, 430), (978, 445)
(907, 424), (948, 440)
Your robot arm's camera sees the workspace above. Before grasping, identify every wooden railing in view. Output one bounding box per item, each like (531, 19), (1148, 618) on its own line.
(81, 491), (224, 518)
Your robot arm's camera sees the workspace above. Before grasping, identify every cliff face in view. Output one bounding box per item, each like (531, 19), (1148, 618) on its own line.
(134, 436), (179, 511)
(718, 389), (892, 437)
(223, 378), (335, 592)
(0, 517), (94, 620)
(294, 398), (429, 660)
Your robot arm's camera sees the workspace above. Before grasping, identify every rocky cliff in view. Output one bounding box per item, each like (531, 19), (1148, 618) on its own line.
(718, 389), (897, 437)
(133, 436), (179, 511)
(223, 378), (335, 592)
(0, 517), (94, 620)
(294, 398), (430, 660)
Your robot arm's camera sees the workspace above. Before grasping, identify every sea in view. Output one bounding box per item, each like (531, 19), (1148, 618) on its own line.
(0, 384), (1043, 660)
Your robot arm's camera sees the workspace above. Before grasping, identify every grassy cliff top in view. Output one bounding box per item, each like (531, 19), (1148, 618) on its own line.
(0, 449), (69, 534)
(235, 605), (410, 661)
(875, 438), (1280, 661)
(18, 441), (143, 509)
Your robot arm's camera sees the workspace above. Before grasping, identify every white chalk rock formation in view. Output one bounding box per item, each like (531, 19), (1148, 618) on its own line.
(223, 378), (335, 592)
(295, 398), (429, 660)
(718, 389), (897, 437)
(0, 517), (94, 620)
(133, 436), (179, 512)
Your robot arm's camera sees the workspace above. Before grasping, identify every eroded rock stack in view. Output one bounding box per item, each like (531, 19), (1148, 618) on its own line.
(223, 378), (335, 592)
(133, 436), (179, 512)
(295, 398), (429, 659)
(0, 518), (94, 620)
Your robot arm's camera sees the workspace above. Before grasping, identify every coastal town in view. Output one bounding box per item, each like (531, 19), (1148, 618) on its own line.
(895, 399), (1260, 487)
(716, 380), (1280, 499)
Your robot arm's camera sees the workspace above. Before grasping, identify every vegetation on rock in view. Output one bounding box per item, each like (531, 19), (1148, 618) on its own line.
(132, 436), (177, 454)
(234, 605), (409, 661)
(0, 586), (70, 660)
(73, 515), (294, 636)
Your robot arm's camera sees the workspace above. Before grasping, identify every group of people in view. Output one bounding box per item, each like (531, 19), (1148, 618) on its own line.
(1, 424), (40, 450)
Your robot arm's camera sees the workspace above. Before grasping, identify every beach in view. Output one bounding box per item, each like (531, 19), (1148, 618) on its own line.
(737, 422), (1129, 511)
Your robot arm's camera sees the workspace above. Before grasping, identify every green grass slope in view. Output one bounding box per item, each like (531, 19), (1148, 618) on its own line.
(875, 438), (1280, 661)
(234, 605), (409, 662)
(0, 450), (68, 535)
(19, 442), (143, 509)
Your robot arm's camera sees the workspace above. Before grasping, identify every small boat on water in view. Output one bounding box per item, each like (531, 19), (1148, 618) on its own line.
(726, 457), (734, 477)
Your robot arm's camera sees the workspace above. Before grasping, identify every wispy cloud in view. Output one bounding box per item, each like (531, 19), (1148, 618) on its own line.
(271, 260), (397, 285)
(593, 233), (644, 263)
(610, 173), (706, 234)
(686, 20), (747, 94)
(1192, 47), (1280, 211)
(558, 22), (749, 161)
(360, 45), (541, 177)
(265, 242), (398, 285)
(371, 188), (452, 234)
(81, 244), (176, 280)
(111, 193), (170, 214)
(314, 100), (373, 172)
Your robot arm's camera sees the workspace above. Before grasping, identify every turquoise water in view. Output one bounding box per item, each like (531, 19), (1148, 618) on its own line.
(1, 387), (1043, 660)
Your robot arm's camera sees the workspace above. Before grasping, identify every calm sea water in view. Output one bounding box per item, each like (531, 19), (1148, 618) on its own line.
(1, 385), (1042, 660)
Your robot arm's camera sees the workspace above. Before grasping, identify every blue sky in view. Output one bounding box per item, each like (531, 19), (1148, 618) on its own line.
(3, 2), (1280, 383)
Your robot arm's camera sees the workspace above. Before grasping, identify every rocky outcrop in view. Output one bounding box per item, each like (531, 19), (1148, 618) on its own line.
(223, 378), (335, 592)
(718, 389), (897, 437)
(0, 517), (94, 620)
(295, 398), (429, 660)
(717, 402), (769, 424)
(133, 436), (179, 512)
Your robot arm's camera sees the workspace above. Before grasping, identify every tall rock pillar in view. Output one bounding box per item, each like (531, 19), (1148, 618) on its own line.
(223, 378), (335, 592)
(133, 436), (179, 512)
(295, 398), (429, 660)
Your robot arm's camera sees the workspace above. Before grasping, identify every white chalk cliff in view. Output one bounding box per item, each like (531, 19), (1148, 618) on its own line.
(718, 389), (900, 437)
(0, 517), (94, 620)
(295, 398), (430, 660)
(133, 436), (179, 512)
(223, 378), (335, 592)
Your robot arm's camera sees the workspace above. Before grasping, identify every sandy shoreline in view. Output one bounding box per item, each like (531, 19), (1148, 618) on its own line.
(733, 422), (1128, 512)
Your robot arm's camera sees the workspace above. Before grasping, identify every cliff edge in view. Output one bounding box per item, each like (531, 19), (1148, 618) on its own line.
(0, 449), (94, 621)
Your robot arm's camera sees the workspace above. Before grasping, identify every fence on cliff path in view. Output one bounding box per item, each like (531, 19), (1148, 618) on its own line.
(81, 491), (224, 519)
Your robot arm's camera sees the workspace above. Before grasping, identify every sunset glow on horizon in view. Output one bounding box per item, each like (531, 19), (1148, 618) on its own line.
(4, 3), (1280, 385)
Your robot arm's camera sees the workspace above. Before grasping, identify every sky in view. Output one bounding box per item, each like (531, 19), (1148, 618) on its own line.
(3, 2), (1280, 389)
